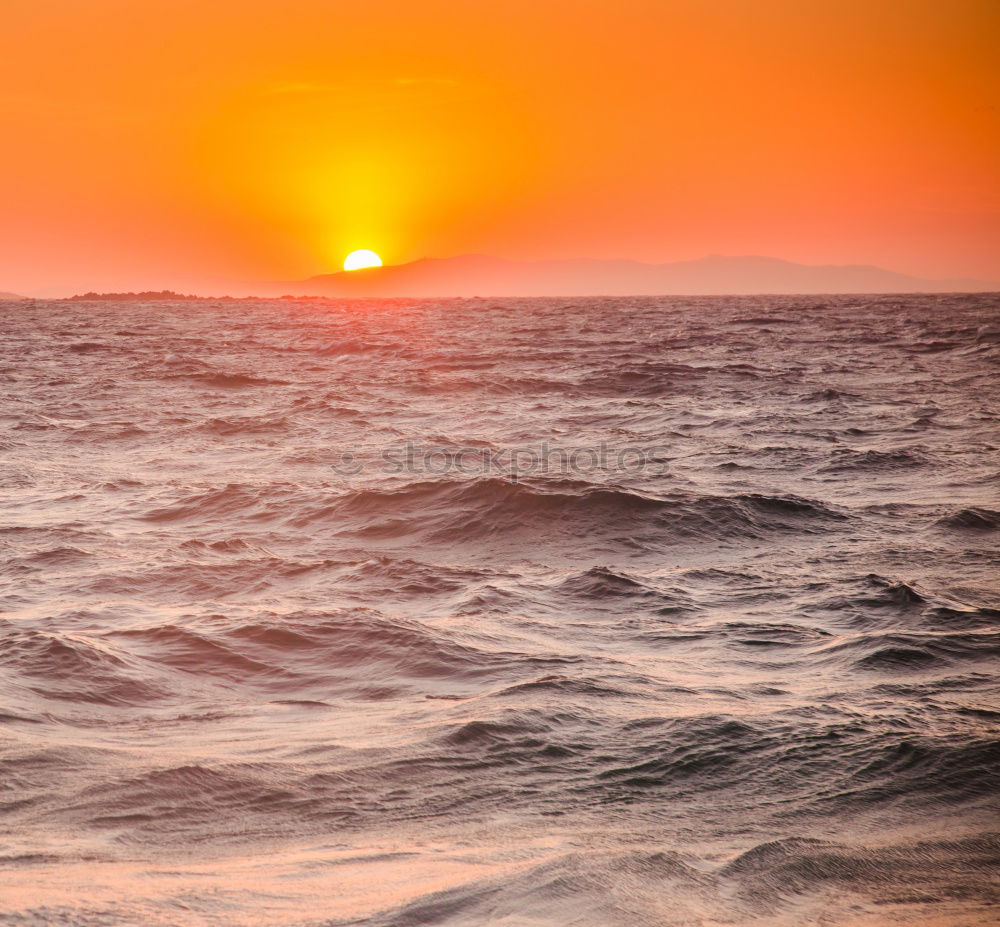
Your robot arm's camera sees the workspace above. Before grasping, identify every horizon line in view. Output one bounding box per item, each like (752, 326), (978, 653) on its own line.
(5, 252), (998, 299)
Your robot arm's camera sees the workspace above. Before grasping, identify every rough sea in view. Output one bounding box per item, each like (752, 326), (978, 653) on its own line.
(1, 293), (998, 926)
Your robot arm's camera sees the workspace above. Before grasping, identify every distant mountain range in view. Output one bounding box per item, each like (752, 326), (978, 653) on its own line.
(283, 254), (996, 297)
(9, 255), (997, 301)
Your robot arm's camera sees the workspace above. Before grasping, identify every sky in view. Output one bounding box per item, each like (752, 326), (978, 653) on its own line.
(2, 0), (998, 295)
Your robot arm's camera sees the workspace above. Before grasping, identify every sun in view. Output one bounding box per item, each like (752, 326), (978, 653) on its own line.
(343, 249), (383, 271)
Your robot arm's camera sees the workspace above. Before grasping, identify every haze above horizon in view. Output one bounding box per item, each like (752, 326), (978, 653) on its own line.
(2, 0), (998, 296)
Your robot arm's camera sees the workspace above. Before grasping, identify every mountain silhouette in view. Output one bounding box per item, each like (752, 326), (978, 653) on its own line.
(284, 254), (995, 297)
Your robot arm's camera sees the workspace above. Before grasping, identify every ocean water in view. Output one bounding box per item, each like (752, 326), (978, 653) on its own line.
(0, 293), (998, 926)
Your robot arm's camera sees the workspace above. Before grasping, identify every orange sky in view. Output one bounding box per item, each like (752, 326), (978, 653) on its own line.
(2, 0), (998, 295)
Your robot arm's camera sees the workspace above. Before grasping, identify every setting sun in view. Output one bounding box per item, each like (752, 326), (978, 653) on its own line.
(343, 250), (383, 272)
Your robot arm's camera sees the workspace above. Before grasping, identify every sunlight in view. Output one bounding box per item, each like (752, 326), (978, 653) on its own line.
(343, 250), (383, 271)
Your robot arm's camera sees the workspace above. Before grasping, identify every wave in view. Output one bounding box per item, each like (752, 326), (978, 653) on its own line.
(816, 630), (1000, 673)
(283, 477), (848, 546)
(819, 448), (930, 473)
(106, 611), (506, 692)
(553, 566), (668, 600)
(195, 414), (292, 435)
(936, 507), (1000, 532)
(0, 625), (164, 706)
(341, 851), (710, 927)
(798, 573), (929, 624)
(66, 341), (108, 353)
(139, 482), (304, 522)
(718, 834), (1000, 912)
(151, 354), (289, 388)
(821, 737), (1000, 812)
(333, 811), (1000, 925)
(187, 371), (290, 389)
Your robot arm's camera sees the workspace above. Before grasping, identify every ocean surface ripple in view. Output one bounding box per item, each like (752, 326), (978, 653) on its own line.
(0, 293), (998, 925)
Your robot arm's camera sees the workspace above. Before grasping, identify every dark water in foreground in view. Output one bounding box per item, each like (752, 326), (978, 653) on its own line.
(1, 294), (998, 926)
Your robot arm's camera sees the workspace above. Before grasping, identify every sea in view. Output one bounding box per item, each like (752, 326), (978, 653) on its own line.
(0, 293), (998, 926)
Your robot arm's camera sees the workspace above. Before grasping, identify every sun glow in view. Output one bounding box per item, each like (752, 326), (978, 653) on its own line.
(343, 250), (383, 271)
